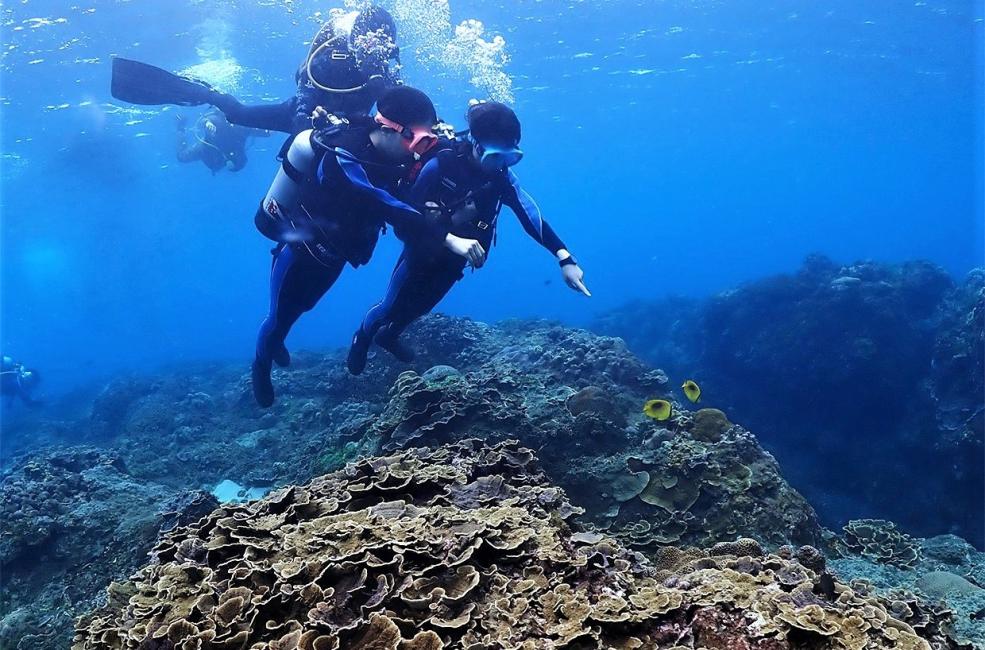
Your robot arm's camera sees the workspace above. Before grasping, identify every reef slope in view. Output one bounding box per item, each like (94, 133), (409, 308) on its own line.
(74, 439), (957, 650)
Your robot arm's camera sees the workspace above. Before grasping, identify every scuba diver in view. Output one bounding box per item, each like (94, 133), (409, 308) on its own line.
(176, 109), (268, 173)
(111, 5), (401, 135)
(346, 101), (590, 375)
(1, 355), (41, 407)
(250, 86), (485, 407)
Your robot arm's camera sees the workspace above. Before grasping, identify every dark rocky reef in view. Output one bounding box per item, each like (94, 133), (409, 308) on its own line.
(0, 446), (217, 649)
(74, 439), (959, 650)
(362, 365), (821, 550)
(2, 314), (980, 648)
(592, 257), (985, 547)
(928, 269), (985, 456)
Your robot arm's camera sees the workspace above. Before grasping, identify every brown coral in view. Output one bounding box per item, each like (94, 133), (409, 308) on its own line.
(568, 422), (824, 550)
(840, 519), (921, 568)
(75, 441), (939, 650)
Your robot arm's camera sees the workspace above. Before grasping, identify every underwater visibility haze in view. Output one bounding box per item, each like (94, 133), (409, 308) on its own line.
(0, 1), (984, 649)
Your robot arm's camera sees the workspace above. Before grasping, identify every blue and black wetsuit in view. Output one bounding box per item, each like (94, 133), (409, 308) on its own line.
(254, 121), (435, 368)
(359, 139), (567, 340)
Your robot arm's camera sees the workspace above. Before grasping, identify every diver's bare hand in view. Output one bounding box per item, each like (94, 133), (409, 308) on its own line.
(204, 120), (217, 136)
(311, 106), (330, 128)
(558, 250), (591, 296)
(445, 234), (486, 268)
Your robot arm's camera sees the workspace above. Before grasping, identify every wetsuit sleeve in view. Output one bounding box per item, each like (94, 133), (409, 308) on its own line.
(328, 151), (444, 245)
(500, 170), (567, 254)
(406, 158), (443, 206)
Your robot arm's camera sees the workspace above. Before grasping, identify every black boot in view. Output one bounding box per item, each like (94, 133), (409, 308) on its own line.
(251, 356), (275, 408)
(346, 328), (373, 375)
(374, 325), (415, 363)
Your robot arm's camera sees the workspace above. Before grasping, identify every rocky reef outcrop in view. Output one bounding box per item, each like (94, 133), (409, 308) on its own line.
(1, 316), (827, 649)
(592, 257), (985, 547)
(2, 314), (980, 649)
(74, 439), (959, 650)
(0, 446), (217, 649)
(363, 362), (821, 550)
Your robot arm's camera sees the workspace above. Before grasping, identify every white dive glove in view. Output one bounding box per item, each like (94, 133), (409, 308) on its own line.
(557, 249), (590, 297)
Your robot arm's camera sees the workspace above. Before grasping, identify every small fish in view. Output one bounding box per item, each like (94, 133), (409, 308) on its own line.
(682, 380), (701, 403)
(643, 399), (672, 421)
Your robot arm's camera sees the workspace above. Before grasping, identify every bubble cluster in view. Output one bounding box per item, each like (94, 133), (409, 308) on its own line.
(351, 26), (399, 70)
(178, 17), (249, 94)
(392, 0), (514, 103)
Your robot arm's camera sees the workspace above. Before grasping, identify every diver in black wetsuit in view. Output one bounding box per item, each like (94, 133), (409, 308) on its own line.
(111, 5), (401, 135)
(346, 101), (590, 375)
(250, 86), (486, 407)
(176, 109), (268, 173)
(1, 355), (41, 407)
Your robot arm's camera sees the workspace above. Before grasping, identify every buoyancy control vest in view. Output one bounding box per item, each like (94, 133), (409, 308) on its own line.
(426, 140), (509, 249)
(266, 119), (412, 267)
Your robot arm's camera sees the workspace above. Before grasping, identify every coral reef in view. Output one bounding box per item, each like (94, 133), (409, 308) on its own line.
(0, 446), (217, 650)
(75, 440), (954, 650)
(2, 313), (979, 648)
(562, 410), (823, 550)
(837, 519), (922, 569)
(831, 525), (985, 647)
(353, 325), (822, 550)
(592, 257), (985, 547)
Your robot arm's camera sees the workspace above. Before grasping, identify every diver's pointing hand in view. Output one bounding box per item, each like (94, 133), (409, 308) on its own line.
(562, 263), (591, 297)
(444, 234), (486, 269)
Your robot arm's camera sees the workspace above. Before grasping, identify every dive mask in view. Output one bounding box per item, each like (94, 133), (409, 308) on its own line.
(375, 112), (439, 157)
(473, 138), (524, 172)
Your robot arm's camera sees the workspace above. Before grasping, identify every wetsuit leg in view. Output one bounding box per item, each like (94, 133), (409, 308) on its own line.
(360, 250), (414, 338)
(257, 244), (345, 362)
(213, 97), (300, 134)
(346, 250), (463, 374)
(372, 250), (466, 338)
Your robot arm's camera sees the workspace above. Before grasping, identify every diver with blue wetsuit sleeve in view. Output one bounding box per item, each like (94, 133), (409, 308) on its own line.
(250, 86), (485, 407)
(346, 101), (590, 375)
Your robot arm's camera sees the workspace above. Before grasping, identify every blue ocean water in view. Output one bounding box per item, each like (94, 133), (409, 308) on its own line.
(1, 0), (982, 395)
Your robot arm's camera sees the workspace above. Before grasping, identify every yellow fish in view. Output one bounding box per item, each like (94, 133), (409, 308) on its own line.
(682, 380), (701, 403)
(643, 399), (672, 421)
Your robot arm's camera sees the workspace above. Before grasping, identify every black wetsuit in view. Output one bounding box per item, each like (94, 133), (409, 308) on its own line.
(215, 25), (399, 135)
(254, 122), (437, 365)
(176, 110), (259, 173)
(359, 139), (567, 339)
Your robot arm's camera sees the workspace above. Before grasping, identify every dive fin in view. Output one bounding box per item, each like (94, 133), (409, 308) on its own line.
(111, 57), (217, 107)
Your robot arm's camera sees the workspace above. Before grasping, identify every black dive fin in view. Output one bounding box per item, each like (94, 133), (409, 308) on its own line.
(111, 57), (217, 107)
